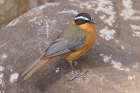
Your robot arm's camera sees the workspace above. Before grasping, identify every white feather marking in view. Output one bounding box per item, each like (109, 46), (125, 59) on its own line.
(74, 16), (90, 21)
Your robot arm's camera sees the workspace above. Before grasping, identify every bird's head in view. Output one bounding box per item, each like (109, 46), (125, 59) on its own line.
(74, 13), (95, 25)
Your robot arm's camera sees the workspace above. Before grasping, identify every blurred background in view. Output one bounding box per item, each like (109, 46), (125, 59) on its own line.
(0, 0), (57, 30)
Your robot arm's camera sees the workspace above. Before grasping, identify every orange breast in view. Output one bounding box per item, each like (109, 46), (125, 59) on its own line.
(65, 23), (96, 61)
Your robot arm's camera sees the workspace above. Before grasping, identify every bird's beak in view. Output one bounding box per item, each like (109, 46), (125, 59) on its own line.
(90, 19), (95, 24)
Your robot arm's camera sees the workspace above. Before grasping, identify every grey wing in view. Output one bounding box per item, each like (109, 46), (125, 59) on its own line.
(44, 38), (71, 58)
(68, 33), (86, 51)
(41, 23), (86, 59)
(41, 34), (85, 59)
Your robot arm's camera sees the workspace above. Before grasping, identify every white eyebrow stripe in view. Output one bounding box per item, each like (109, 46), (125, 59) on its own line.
(74, 16), (90, 21)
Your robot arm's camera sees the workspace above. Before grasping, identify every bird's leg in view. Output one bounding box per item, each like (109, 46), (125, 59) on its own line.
(68, 61), (88, 81)
(70, 62), (76, 74)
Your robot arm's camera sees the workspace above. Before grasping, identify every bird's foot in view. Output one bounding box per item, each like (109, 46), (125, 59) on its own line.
(68, 70), (88, 81)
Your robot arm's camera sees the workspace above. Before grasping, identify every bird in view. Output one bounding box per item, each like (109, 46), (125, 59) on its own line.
(20, 13), (96, 81)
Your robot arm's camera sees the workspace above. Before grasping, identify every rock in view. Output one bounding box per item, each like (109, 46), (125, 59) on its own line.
(0, 0), (140, 93)
(0, 0), (56, 29)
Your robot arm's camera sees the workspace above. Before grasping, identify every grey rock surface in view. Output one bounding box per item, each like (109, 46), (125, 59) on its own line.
(0, 0), (55, 29)
(0, 0), (140, 93)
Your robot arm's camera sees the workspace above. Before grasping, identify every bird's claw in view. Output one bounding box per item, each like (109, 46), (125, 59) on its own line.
(68, 70), (88, 81)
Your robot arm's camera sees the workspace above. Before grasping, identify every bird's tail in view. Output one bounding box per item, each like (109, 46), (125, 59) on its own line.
(20, 56), (50, 81)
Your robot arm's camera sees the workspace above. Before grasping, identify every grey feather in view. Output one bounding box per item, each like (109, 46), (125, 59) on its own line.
(41, 23), (86, 59)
